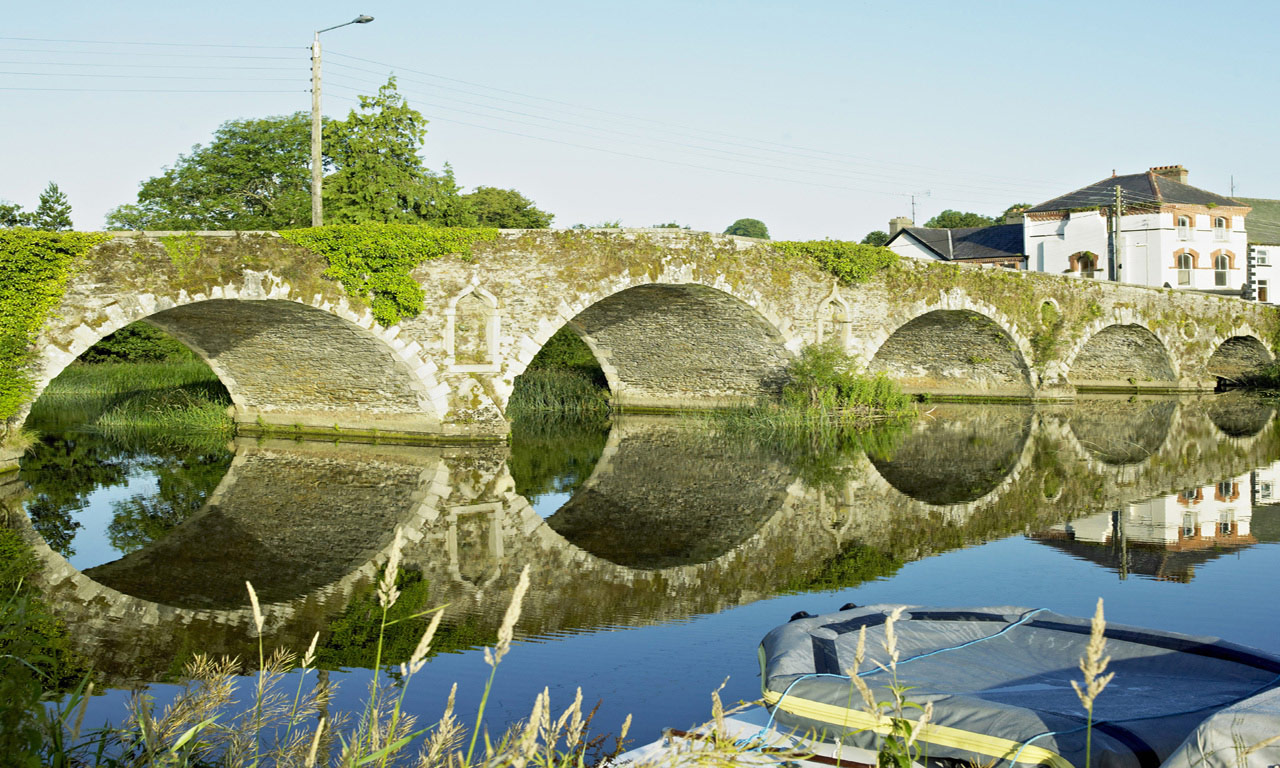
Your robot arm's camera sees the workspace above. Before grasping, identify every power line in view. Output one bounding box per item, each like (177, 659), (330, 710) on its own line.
(0, 70), (300, 81)
(0, 35), (294, 50)
(0, 86), (303, 93)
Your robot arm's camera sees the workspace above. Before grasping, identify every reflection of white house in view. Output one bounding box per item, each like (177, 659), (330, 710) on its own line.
(1024, 166), (1251, 292)
(1035, 473), (1255, 582)
(1252, 459), (1280, 504)
(1239, 197), (1280, 304)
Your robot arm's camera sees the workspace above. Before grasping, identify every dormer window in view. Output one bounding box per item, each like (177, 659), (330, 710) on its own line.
(1177, 215), (1191, 239)
(1214, 217), (1227, 241)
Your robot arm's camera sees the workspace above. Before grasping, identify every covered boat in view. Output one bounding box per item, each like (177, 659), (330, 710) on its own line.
(759, 604), (1280, 768)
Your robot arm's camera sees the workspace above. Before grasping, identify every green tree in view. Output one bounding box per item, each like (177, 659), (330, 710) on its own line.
(860, 230), (889, 246)
(31, 182), (72, 231)
(325, 77), (474, 226)
(1000, 203), (1032, 222)
(651, 221), (689, 229)
(0, 201), (28, 228)
(105, 114), (313, 231)
(463, 186), (553, 228)
(923, 210), (994, 228)
(724, 217), (769, 239)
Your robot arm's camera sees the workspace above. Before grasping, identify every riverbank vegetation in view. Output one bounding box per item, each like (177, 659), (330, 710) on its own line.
(28, 324), (234, 450)
(507, 327), (611, 422)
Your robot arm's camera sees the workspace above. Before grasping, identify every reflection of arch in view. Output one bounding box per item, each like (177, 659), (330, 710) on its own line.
(865, 405), (1035, 510)
(1066, 322), (1177, 388)
(1065, 398), (1178, 467)
(816, 282), (852, 347)
(543, 418), (795, 568)
(445, 281), (501, 372)
(13, 439), (448, 681)
(1207, 334), (1272, 381)
(869, 305), (1033, 396)
(1206, 394), (1275, 439)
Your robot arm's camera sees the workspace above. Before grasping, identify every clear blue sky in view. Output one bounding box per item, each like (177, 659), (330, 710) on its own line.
(3, 0), (1278, 239)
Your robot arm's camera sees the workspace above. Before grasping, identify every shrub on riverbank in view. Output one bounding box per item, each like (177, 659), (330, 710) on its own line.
(1235, 363), (1280, 391)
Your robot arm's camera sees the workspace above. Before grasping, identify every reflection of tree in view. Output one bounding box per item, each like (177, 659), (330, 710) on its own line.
(507, 418), (610, 501)
(19, 430), (231, 558)
(107, 452), (232, 553)
(19, 433), (136, 557)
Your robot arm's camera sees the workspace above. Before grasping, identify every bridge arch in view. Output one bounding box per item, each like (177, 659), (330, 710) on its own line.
(1064, 317), (1179, 389)
(865, 292), (1035, 397)
(495, 270), (799, 411)
(1205, 327), (1272, 382)
(29, 270), (445, 433)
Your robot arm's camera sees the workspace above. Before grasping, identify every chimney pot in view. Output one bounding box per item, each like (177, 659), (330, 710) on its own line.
(1150, 165), (1188, 184)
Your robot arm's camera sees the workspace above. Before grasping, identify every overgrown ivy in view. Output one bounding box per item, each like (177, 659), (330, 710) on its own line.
(771, 240), (900, 284)
(280, 224), (497, 325)
(0, 229), (109, 423)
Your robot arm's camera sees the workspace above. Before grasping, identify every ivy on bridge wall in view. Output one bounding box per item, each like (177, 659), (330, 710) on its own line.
(0, 229), (109, 422)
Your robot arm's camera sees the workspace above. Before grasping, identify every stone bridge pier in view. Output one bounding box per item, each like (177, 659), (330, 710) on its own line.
(16, 230), (1280, 441)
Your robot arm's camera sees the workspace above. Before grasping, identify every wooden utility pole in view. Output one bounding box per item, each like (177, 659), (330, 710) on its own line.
(311, 34), (323, 227)
(310, 15), (374, 228)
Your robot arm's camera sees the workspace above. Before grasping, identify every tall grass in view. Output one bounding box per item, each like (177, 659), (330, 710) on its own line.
(27, 361), (234, 449)
(16, 533), (641, 767)
(506, 369), (611, 422)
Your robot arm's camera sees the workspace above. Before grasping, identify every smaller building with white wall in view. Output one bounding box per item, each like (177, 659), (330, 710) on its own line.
(884, 219), (1026, 269)
(1239, 197), (1280, 304)
(1024, 166), (1251, 293)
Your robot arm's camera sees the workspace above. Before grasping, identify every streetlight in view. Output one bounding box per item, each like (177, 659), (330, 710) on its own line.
(311, 14), (374, 227)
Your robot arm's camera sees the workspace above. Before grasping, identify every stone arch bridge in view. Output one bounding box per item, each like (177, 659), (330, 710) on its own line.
(20, 229), (1280, 440)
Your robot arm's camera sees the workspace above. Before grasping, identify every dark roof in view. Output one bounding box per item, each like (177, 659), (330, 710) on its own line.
(1239, 197), (1280, 245)
(1028, 171), (1247, 213)
(888, 222), (1025, 261)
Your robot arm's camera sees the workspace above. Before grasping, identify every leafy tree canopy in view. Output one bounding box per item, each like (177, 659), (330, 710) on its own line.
(463, 186), (553, 228)
(105, 114), (312, 231)
(724, 217), (769, 239)
(0, 201), (29, 228)
(571, 219), (623, 229)
(860, 230), (889, 246)
(105, 77), (549, 231)
(325, 77), (476, 227)
(1001, 203), (1032, 221)
(923, 210), (995, 229)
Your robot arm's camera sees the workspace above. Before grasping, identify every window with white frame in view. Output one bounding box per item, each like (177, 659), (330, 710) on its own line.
(1214, 217), (1227, 241)
(1257, 249), (1270, 266)
(1258, 279), (1269, 303)
(1215, 253), (1230, 287)
(1177, 252), (1192, 285)
(1177, 215), (1191, 239)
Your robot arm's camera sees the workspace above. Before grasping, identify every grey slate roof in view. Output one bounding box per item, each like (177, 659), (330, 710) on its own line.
(888, 222), (1025, 261)
(1239, 197), (1280, 245)
(1027, 171), (1246, 213)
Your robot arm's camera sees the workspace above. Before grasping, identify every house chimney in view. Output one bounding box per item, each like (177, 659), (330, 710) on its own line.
(1002, 205), (1029, 224)
(1150, 165), (1188, 184)
(889, 216), (913, 236)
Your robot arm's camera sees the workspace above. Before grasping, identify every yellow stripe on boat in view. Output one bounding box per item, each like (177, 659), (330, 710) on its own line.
(762, 689), (1074, 768)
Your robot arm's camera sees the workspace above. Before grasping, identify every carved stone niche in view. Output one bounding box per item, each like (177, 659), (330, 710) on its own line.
(445, 281), (501, 372)
(816, 283), (852, 347)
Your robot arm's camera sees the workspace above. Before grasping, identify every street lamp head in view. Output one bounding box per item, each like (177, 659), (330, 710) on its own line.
(353, 15), (374, 23)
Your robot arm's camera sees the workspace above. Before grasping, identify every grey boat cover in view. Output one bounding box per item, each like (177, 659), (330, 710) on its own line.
(759, 604), (1280, 768)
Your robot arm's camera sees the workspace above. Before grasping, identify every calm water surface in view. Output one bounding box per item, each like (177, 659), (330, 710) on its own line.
(12, 395), (1280, 744)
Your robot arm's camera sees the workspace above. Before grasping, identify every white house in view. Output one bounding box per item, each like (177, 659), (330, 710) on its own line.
(1023, 166), (1252, 293)
(1239, 197), (1280, 304)
(884, 218), (1026, 269)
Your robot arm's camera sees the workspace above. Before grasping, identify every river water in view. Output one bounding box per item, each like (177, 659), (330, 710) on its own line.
(10, 394), (1280, 746)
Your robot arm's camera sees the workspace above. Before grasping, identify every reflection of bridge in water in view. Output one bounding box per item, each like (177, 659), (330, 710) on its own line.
(6, 396), (1279, 684)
